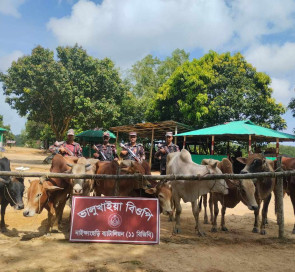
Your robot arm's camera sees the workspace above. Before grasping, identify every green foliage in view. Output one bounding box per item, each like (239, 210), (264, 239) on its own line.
(0, 115), (14, 141)
(288, 97), (295, 133)
(0, 44), (132, 140)
(147, 51), (286, 130)
(128, 49), (189, 118)
(268, 144), (295, 157)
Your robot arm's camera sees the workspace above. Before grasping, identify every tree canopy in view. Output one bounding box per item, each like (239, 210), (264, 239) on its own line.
(0, 45), (135, 140)
(288, 96), (295, 133)
(0, 115), (14, 141)
(147, 51), (286, 130)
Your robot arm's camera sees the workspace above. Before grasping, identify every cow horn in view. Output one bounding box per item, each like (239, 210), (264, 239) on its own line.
(85, 164), (91, 169)
(39, 176), (46, 185)
(67, 163), (73, 168)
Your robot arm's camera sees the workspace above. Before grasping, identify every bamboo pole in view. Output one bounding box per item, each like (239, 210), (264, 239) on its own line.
(211, 136), (215, 155)
(183, 136), (186, 150)
(248, 135), (252, 155)
(275, 156), (284, 238)
(116, 131), (119, 146)
(149, 128), (154, 168)
(1, 170), (295, 181)
(174, 126), (178, 144)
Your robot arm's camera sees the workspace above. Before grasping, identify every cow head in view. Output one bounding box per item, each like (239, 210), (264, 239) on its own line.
(237, 154), (269, 174)
(145, 181), (173, 216)
(237, 179), (258, 210)
(66, 163), (92, 195)
(23, 178), (63, 217)
(0, 177), (24, 210)
(204, 163), (229, 195)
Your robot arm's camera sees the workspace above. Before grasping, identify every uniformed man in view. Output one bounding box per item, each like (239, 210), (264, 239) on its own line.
(49, 129), (82, 157)
(155, 132), (180, 175)
(120, 132), (145, 162)
(92, 132), (118, 161)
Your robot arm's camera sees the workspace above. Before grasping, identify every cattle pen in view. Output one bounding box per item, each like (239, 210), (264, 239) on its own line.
(1, 161), (294, 239)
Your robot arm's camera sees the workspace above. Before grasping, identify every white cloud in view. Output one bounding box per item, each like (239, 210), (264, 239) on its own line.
(0, 50), (24, 73)
(270, 78), (294, 107)
(0, 0), (25, 18)
(245, 42), (295, 77)
(47, 0), (295, 67)
(47, 0), (234, 66)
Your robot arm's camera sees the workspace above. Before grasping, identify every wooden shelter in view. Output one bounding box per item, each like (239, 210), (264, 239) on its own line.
(110, 120), (193, 166)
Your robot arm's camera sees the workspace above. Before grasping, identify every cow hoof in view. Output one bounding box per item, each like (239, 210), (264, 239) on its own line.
(211, 227), (217, 233)
(252, 227), (259, 233)
(260, 230), (266, 235)
(51, 229), (59, 233)
(197, 231), (206, 237)
(173, 227), (181, 234)
(292, 229), (295, 235)
(221, 226), (228, 232)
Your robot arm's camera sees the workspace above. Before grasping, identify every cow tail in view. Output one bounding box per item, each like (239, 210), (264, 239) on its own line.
(199, 195), (203, 211)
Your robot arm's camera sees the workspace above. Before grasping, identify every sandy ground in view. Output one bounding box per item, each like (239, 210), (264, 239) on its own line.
(0, 147), (295, 272)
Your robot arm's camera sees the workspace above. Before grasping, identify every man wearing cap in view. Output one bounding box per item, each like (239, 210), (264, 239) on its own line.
(49, 129), (82, 157)
(93, 132), (118, 161)
(155, 132), (180, 175)
(120, 132), (145, 162)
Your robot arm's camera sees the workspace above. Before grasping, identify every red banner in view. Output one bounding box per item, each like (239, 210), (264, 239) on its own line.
(70, 196), (160, 244)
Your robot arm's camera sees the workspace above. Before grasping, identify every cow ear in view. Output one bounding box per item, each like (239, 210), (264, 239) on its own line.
(236, 157), (247, 164)
(201, 159), (210, 165)
(43, 182), (64, 192)
(145, 188), (157, 194)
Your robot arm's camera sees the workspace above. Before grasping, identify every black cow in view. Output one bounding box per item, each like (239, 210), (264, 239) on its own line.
(0, 157), (25, 232)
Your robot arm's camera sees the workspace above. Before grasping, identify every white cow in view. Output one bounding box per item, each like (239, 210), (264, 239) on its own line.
(166, 149), (228, 236)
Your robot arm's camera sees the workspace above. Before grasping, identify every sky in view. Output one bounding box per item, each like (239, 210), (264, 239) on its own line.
(0, 0), (295, 144)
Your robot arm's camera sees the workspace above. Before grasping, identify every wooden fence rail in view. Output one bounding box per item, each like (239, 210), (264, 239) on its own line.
(0, 170), (295, 180)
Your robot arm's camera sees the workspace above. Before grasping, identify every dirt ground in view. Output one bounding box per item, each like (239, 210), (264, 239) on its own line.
(1, 147), (295, 272)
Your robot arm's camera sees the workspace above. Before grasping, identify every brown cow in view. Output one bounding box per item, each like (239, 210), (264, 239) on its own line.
(23, 154), (72, 233)
(237, 154), (275, 235)
(202, 158), (257, 232)
(94, 160), (150, 196)
(280, 157), (295, 234)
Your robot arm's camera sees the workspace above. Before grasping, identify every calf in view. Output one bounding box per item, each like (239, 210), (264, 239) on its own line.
(202, 158), (257, 232)
(237, 154), (275, 235)
(0, 157), (25, 232)
(66, 157), (97, 196)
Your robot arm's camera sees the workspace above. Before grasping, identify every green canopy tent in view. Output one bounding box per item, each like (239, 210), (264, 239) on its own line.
(75, 130), (116, 158)
(176, 120), (295, 161)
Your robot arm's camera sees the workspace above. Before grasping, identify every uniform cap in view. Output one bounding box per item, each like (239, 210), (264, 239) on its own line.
(129, 132), (137, 136)
(67, 129), (75, 136)
(103, 132), (110, 137)
(165, 132), (173, 137)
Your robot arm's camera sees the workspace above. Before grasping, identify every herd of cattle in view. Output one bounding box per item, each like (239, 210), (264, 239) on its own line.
(0, 150), (295, 237)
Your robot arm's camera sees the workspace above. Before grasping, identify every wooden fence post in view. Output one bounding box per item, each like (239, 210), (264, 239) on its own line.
(275, 156), (284, 238)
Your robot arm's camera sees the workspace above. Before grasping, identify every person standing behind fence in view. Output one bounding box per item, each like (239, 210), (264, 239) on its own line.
(120, 132), (145, 162)
(92, 132), (118, 161)
(49, 129), (82, 157)
(155, 132), (180, 175)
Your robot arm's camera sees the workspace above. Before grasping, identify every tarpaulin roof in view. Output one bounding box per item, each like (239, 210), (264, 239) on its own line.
(76, 130), (116, 142)
(110, 120), (193, 139)
(0, 127), (7, 132)
(176, 120), (295, 142)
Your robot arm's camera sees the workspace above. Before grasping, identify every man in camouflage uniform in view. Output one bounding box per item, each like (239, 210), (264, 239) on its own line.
(120, 132), (145, 162)
(49, 129), (82, 157)
(155, 132), (180, 175)
(93, 132), (118, 161)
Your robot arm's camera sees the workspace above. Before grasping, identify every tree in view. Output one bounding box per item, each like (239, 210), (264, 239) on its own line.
(0, 115), (14, 141)
(0, 45), (130, 140)
(128, 49), (189, 118)
(288, 96), (295, 133)
(147, 51), (286, 130)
